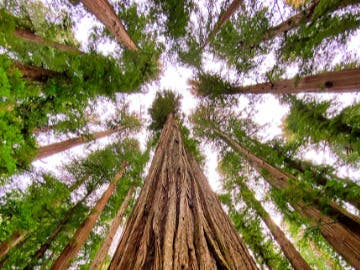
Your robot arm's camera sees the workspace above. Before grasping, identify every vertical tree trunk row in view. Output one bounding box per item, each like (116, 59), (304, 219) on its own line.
(89, 186), (135, 270)
(108, 114), (258, 270)
(214, 129), (360, 268)
(51, 161), (127, 270)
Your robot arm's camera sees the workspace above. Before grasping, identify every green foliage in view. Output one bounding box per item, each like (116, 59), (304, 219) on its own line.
(282, 12), (360, 60)
(284, 97), (360, 163)
(148, 90), (181, 131)
(151, 0), (193, 39)
(194, 73), (234, 97)
(211, 8), (269, 73)
(0, 54), (38, 180)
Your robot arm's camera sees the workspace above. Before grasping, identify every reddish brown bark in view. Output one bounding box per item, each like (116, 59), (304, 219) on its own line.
(239, 181), (311, 270)
(215, 129), (360, 268)
(0, 231), (27, 260)
(51, 161), (127, 270)
(13, 29), (81, 53)
(263, 0), (357, 42)
(203, 0), (244, 48)
(36, 129), (120, 160)
(108, 114), (257, 270)
(12, 62), (60, 82)
(79, 0), (137, 51)
(89, 186), (135, 270)
(193, 68), (360, 96)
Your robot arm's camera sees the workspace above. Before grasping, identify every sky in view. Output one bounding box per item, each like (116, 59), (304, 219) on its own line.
(2, 1), (360, 268)
(24, 0), (359, 194)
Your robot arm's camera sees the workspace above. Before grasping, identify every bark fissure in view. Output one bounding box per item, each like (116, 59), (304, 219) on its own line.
(108, 114), (257, 269)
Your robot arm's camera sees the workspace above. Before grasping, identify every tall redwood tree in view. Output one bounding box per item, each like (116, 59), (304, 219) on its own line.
(109, 114), (257, 269)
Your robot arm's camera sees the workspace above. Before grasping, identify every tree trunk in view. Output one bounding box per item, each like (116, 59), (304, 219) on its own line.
(36, 128), (120, 160)
(79, 0), (138, 51)
(25, 190), (92, 268)
(238, 181), (311, 270)
(89, 186), (135, 270)
(203, 0), (244, 48)
(263, 0), (358, 41)
(51, 161), (127, 270)
(283, 157), (360, 210)
(223, 68), (360, 94)
(108, 114), (258, 270)
(214, 128), (360, 268)
(13, 29), (81, 53)
(12, 62), (60, 82)
(0, 230), (27, 260)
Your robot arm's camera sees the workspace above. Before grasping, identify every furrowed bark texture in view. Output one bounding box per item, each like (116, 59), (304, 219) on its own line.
(227, 68), (360, 94)
(36, 129), (120, 160)
(215, 129), (360, 269)
(109, 114), (257, 270)
(80, 0), (137, 51)
(13, 29), (81, 53)
(203, 0), (244, 48)
(0, 231), (27, 260)
(238, 181), (311, 270)
(51, 161), (127, 270)
(90, 186), (135, 270)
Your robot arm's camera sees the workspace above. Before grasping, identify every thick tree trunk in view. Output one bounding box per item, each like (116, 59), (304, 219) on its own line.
(203, 0), (244, 48)
(79, 0), (137, 51)
(36, 128), (120, 160)
(89, 186), (135, 270)
(13, 29), (81, 53)
(223, 68), (360, 94)
(108, 114), (257, 270)
(215, 129), (360, 268)
(51, 161), (127, 270)
(25, 190), (92, 268)
(238, 181), (311, 270)
(13, 62), (60, 82)
(0, 230), (27, 260)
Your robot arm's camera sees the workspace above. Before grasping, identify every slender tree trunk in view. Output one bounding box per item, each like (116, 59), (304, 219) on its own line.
(36, 128), (121, 160)
(218, 68), (360, 95)
(13, 29), (81, 53)
(109, 114), (258, 270)
(214, 128), (360, 268)
(0, 230), (27, 260)
(12, 62), (60, 82)
(89, 186), (135, 270)
(263, 0), (358, 41)
(203, 0), (244, 48)
(25, 190), (92, 268)
(283, 157), (360, 210)
(214, 128), (360, 233)
(79, 0), (137, 51)
(51, 161), (127, 270)
(238, 181), (311, 270)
